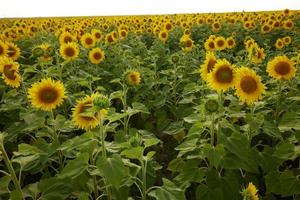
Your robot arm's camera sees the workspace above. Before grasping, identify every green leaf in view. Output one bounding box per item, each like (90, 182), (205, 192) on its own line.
(144, 137), (160, 148)
(279, 112), (300, 131)
(38, 177), (73, 200)
(0, 176), (11, 195)
(110, 90), (123, 100)
(203, 144), (225, 168)
(148, 178), (186, 200)
(59, 153), (89, 179)
(97, 155), (129, 189)
(273, 142), (296, 160)
(163, 121), (185, 135)
(175, 138), (198, 157)
(121, 146), (144, 160)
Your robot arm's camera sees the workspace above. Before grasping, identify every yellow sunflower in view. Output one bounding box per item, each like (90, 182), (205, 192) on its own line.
(282, 36), (292, 45)
(119, 29), (128, 39)
(275, 39), (284, 50)
(80, 33), (96, 49)
(200, 51), (217, 81)
(234, 67), (266, 104)
(204, 38), (216, 51)
(27, 78), (67, 112)
(0, 41), (8, 57)
(59, 42), (79, 62)
(91, 29), (102, 42)
(158, 31), (168, 42)
(266, 55), (296, 80)
(242, 182), (259, 200)
(6, 42), (20, 61)
(214, 36), (226, 51)
(248, 43), (266, 64)
(226, 37), (236, 49)
(89, 48), (105, 64)
(126, 70), (141, 85)
(180, 35), (194, 52)
(105, 33), (116, 45)
(59, 31), (76, 45)
(0, 57), (21, 88)
(207, 59), (236, 92)
(72, 93), (107, 130)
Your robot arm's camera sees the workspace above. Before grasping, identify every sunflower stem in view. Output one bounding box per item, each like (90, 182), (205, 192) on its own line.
(210, 113), (215, 147)
(91, 153), (99, 200)
(0, 142), (24, 199)
(141, 158), (148, 200)
(51, 112), (63, 172)
(122, 84), (129, 137)
(275, 81), (283, 121)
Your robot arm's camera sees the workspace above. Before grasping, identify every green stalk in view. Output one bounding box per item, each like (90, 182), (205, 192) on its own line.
(91, 154), (99, 200)
(51, 112), (63, 172)
(210, 114), (215, 147)
(122, 85), (129, 136)
(141, 159), (148, 200)
(0, 143), (23, 199)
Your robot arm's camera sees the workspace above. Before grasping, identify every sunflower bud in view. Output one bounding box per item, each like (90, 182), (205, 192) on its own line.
(32, 47), (44, 57)
(93, 94), (110, 111)
(205, 99), (219, 113)
(124, 70), (141, 86)
(171, 54), (180, 64)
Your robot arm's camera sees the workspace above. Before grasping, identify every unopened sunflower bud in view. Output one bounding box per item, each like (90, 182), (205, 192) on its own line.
(205, 99), (219, 113)
(32, 47), (44, 57)
(171, 54), (180, 64)
(93, 94), (110, 110)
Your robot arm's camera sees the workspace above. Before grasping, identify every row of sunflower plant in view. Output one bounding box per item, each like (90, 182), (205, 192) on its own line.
(0, 9), (300, 200)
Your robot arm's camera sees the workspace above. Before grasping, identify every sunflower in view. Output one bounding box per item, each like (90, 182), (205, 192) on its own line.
(234, 67), (266, 104)
(6, 42), (20, 61)
(59, 42), (79, 62)
(180, 35), (194, 52)
(27, 78), (67, 112)
(158, 31), (168, 42)
(59, 31), (76, 45)
(72, 93), (107, 130)
(248, 43), (266, 64)
(283, 20), (294, 30)
(204, 38), (216, 51)
(0, 41), (8, 57)
(89, 48), (105, 64)
(261, 24), (272, 33)
(81, 33), (96, 49)
(212, 21), (221, 32)
(119, 29), (128, 39)
(242, 182), (259, 200)
(200, 51), (217, 81)
(275, 39), (284, 50)
(125, 70), (141, 85)
(105, 33), (116, 44)
(214, 36), (226, 51)
(226, 37), (236, 49)
(91, 29), (102, 42)
(207, 59), (236, 92)
(266, 55), (296, 80)
(282, 36), (292, 45)
(0, 58), (21, 88)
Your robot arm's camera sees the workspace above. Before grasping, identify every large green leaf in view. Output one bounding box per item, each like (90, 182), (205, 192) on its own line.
(38, 177), (73, 200)
(279, 112), (300, 131)
(59, 152), (89, 179)
(148, 178), (186, 200)
(97, 155), (129, 189)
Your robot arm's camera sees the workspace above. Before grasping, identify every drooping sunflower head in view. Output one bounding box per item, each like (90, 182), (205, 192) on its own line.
(124, 70), (141, 86)
(200, 51), (217, 82)
(0, 41), (8, 57)
(6, 42), (20, 61)
(214, 36), (226, 51)
(72, 93), (108, 130)
(248, 43), (266, 64)
(207, 59), (236, 92)
(59, 42), (79, 62)
(27, 78), (67, 112)
(89, 47), (105, 64)
(81, 33), (96, 49)
(0, 57), (21, 88)
(267, 55), (296, 80)
(241, 182), (259, 200)
(234, 67), (266, 105)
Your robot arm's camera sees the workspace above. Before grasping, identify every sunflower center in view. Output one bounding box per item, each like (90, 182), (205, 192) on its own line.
(161, 33), (167, 38)
(64, 47), (75, 57)
(240, 76), (257, 94)
(0, 45), (4, 55)
(108, 35), (114, 43)
(207, 59), (216, 73)
(263, 25), (270, 32)
(217, 40), (224, 47)
(95, 33), (101, 39)
(186, 40), (193, 48)
(166, 23), (172, 30)
(79, 101), (97, 120)
(85, 37), (93, 45)
(208, 41), (215, 49)
(3, 65), (16, 80)
(214, 23), (220, 29)
(39, 88), (59, 103)
(64, 36), (72, 43)
(274, 61), (291, 75)
(121, 31), (127, 37)
(130, 74), (138, 83)
(7, 47), (16, 57)
(257, 51), (262, 59)
(228, 40), (234, 46)
(215, 66), (233, 83)
(93, 52), (102, 60)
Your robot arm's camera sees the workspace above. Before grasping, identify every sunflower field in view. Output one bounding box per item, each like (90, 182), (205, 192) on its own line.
(0, 9), (300, 200)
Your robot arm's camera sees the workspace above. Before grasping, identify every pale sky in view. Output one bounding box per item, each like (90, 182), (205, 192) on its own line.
(0, 0), (299, 18)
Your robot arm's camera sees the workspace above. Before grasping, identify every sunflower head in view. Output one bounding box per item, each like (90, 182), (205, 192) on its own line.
(59, 31), (76, 45)
(124, 70), (141, 86)
(159, 31), (168, 42)
(241, 182), (259, 200)
(6, 42), (20, 61)
(215, 36), (226, 51)
(81, 33), (96, 49)
(0, 41), (8, 57)
(0, 57), (21, 88)
(267, 55), (296, 80)
(275, 39), (284, 50)
(89, 48), (105, 64)
(72, 93), (108, 130)
(32, 46), (44, 57)
(59, 42), (79, 62)
(204, 38), (216, 51)
(27, 78), (67, 112)
(234, 67), (266, 105)
(226, 37), (236, 49)
(200, 51), (217, 82)
(207, 59), (236, 92)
